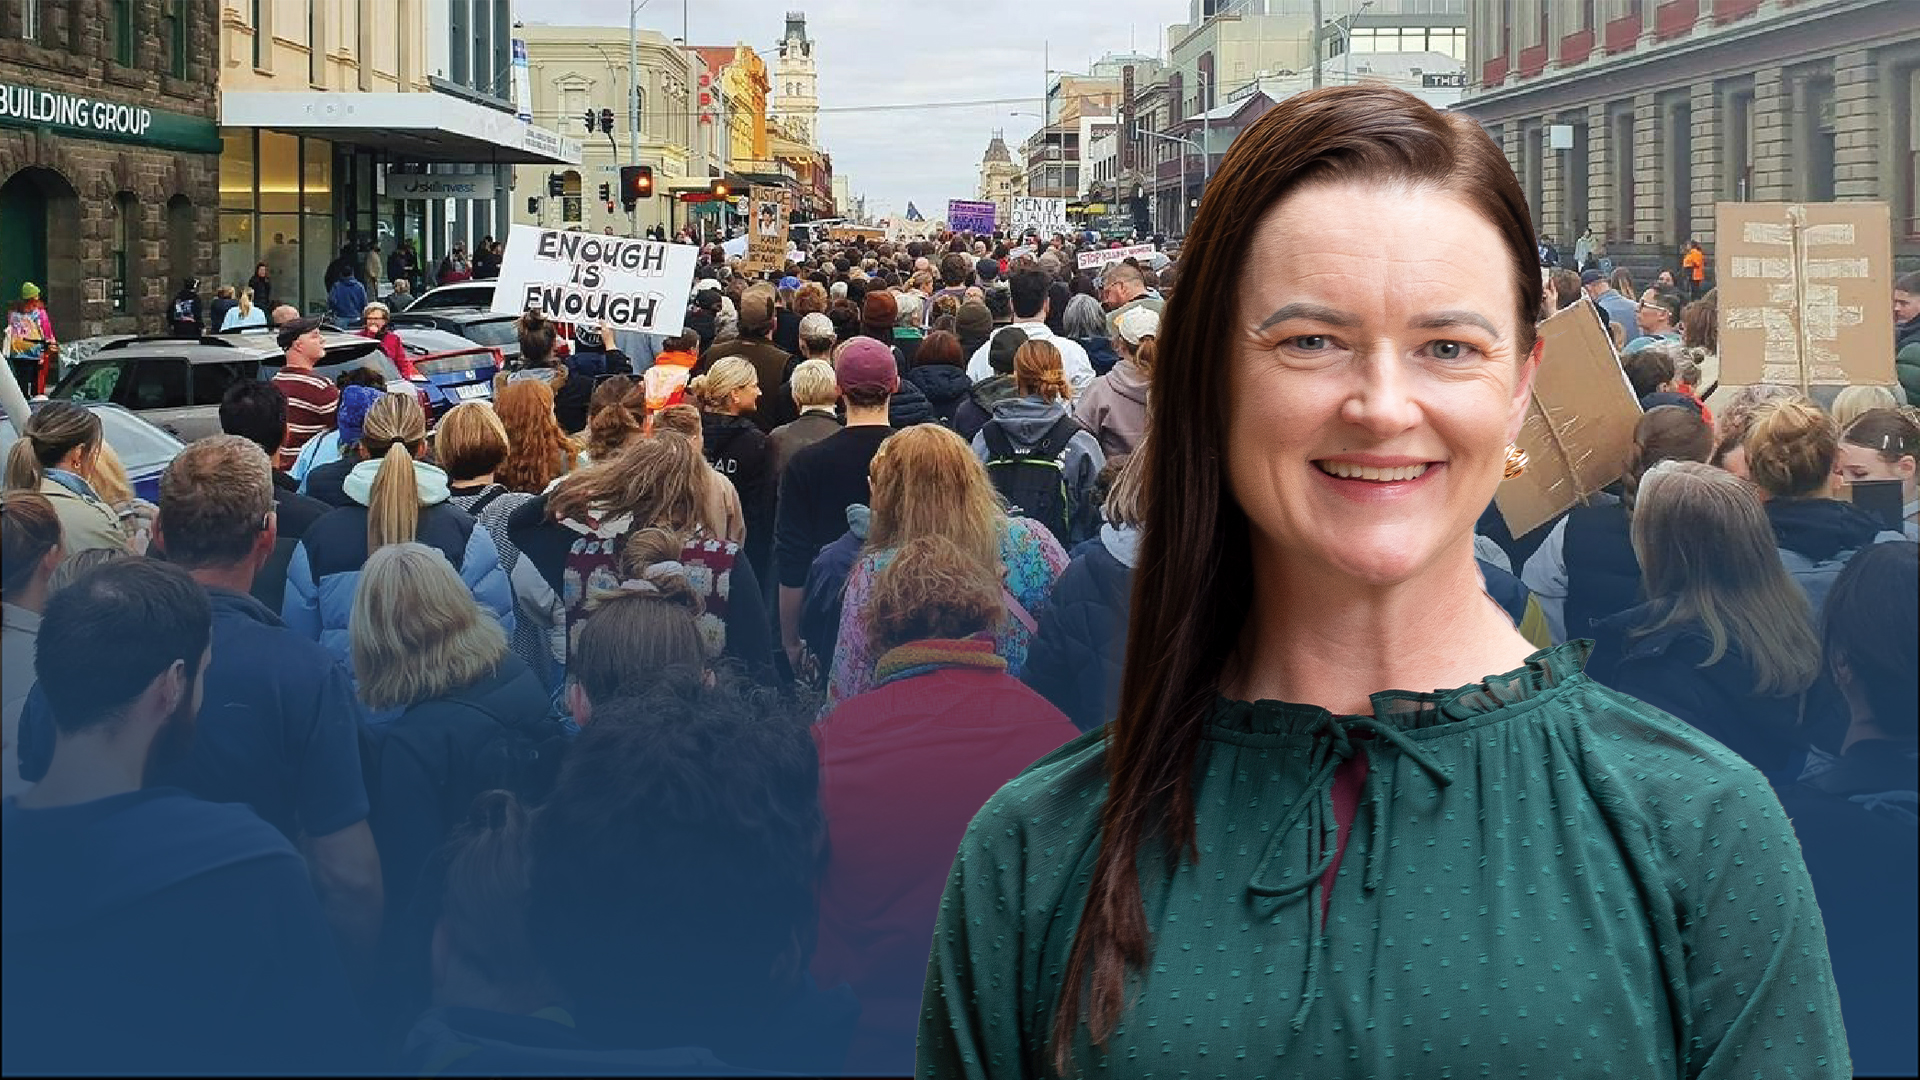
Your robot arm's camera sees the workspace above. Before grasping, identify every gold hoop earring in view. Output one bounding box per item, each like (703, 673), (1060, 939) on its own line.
(1503, 443), (1529, 480)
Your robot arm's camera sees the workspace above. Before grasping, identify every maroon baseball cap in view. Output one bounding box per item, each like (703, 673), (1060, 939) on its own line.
(834, 336), (899, 394)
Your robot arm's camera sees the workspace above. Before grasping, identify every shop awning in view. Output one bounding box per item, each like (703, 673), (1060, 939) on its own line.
(221, 90), (581, 165)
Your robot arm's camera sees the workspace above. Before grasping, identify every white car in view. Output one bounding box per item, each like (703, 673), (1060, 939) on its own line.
(401, 281), (495, 312)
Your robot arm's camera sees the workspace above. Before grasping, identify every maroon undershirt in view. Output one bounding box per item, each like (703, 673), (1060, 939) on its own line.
(1319, 745), (1371, 929)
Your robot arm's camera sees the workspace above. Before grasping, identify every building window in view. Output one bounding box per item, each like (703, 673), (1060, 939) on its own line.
(164, 0), (187, 78)
(250, 0), (266, 68)
(107, 0), (133, 65)
(308, 0), (323, 84)
(113, 193), (136, 313)
(19, 0), (39, 41)
(562, 170), (582, 223)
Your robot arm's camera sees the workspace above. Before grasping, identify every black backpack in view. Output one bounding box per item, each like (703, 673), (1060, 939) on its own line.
(981, 414), (1080, 546)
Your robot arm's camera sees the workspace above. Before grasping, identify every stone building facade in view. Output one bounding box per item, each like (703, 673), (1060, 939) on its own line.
(1458, 0), (1919, 271)
(1, 0), (222, 339)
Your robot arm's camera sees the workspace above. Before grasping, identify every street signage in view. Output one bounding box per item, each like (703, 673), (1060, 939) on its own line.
(0, 81), (220, 153)
(491, 224), (698, 336)
(386, 171), (494, 200)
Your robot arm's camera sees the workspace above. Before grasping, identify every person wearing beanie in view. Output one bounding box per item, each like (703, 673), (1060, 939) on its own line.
(7, 281), (57, 394)
(701, 283), (792, 434)
(953, 325), (1028, 441)
(954, 300), (994, 359)
(775, 337), (899, 678)
(298, 384), (383, 507)
(861, 290), (901, 364)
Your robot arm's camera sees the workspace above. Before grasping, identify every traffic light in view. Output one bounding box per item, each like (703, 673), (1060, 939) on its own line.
(583, 109), (597, 133)
(527, 196), (539, 215)
(547, 173), (564, 197)
(599, 107), (615, 134)
(620, 165), (653, 206)
(711, 178), (730, 198)
(598, 182), (611, 202)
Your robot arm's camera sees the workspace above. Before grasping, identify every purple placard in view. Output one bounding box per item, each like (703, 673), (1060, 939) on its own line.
(947, 199), (997, 234)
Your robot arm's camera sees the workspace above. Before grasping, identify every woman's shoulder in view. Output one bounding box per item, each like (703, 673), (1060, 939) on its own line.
(959, 727), (1113, 859)
(1545, 671), (1778, 799)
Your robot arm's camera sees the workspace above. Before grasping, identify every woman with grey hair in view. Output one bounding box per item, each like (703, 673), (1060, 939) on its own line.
(1061, 292), (1119, 377)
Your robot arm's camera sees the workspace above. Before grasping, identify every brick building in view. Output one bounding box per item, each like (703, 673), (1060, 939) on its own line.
(1, 0), (222, 339)
(1457, 0), (1919, 274)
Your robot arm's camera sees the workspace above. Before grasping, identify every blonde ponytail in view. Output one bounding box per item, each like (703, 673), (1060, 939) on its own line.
(3, 440), (40, 492)
(366, 442), (421, 551)
(4, 401), (102, 493)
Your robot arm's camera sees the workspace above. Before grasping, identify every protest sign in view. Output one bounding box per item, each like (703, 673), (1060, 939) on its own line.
(1495, 298), (1643, 538)
(490, 224), (697, 336)
(947, 199), (997, 234)
(744, 186), (789, 272)
(1716, 201), (1897, 391)
(1010, 196), (1067, 235)
(1077, 242), (1156, 270)
(827, 225), (886, 243)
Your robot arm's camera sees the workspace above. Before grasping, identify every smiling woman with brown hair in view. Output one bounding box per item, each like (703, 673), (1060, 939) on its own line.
(916, 84), (1845, 1080)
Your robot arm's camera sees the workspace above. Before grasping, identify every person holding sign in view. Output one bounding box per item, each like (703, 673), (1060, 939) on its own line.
(917, 84), (1846, 1080)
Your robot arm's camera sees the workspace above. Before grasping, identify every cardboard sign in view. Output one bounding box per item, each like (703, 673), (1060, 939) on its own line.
(947, 199), (997, 234)
(1078, 242), (1156, 270)
(744, 186), (789, 273)
(1716, 201), (1897, 390)
(826, 225), (885, 243)
(1010, 196), (1067, 235)
(1495, 299), (1643, 538)
(490, 224), (698, 336)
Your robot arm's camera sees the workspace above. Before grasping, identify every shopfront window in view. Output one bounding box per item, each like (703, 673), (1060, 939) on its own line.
(260, 131), (300, 214)
(218, 128), (346, 318)
(113, 192), (135, 313)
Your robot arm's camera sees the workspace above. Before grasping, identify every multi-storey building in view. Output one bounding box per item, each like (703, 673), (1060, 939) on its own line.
(1458, 0), (1918, 268)
(511, 25), (698, 237)
(214, 0), (577, 315)
(2, 0), (221, 336)
(978, 131), (1020, 225)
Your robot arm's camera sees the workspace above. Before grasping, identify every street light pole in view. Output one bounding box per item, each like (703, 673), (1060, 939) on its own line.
(1135, 127), (1201, 237)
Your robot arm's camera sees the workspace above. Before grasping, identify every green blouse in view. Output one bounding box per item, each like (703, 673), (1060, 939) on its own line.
(916, 643), (1848, 1078)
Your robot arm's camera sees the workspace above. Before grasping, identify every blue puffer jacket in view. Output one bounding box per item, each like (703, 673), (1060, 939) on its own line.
(1022, 523), (1135, 732)
(283, 458), (514, 667)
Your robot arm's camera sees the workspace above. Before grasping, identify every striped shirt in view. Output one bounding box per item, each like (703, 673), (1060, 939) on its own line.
(271, 367), (339, 471)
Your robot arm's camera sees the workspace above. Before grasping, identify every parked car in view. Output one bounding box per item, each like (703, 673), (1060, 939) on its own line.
(404, 281), (495, 312)
(389, 306), (526, 364)
(45, 328), (489, 440)
(389, 326), (502, 412)
(0, 401), (182, 503)
(48, 332), (401, 442)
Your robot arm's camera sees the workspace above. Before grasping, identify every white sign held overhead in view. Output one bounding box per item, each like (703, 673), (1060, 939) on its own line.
(1011, 196), (1068, 235)
(1077, 243), (1156, 270)
(490, 224), (699, 336)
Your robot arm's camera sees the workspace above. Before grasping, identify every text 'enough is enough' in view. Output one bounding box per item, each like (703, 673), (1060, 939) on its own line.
(532, 232), (673, 274)
(519, 285), (665, 328)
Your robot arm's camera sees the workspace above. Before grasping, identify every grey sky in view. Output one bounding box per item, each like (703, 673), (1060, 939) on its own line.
(525, 0), (1184, 217)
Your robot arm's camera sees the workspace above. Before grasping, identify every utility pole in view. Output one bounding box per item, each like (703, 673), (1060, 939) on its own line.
(627, 0), (640, 234)
(1311, 0), (1324, 88)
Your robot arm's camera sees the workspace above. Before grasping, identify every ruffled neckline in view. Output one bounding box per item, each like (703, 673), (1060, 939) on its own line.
(1211, 640), (1591, 739)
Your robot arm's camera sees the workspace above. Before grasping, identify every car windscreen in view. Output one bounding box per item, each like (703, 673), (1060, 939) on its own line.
(391, 327), (477, 356)
(261, 340), (397, 382)
(457, 318), (520, 347)
(409, 285), (494, 311)
(93, 407), (184, 473)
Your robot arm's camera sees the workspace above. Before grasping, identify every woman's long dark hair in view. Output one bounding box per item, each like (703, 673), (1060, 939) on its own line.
(1049, 84), (1544, 1073)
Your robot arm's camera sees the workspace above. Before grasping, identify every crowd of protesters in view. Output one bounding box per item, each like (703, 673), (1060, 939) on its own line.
(2, 222), (1915, 1076)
